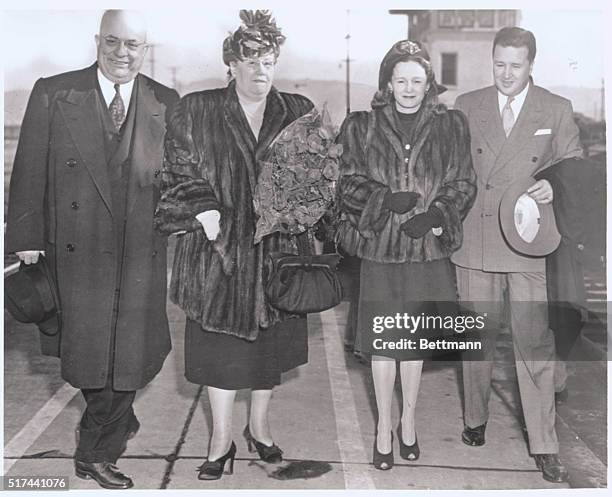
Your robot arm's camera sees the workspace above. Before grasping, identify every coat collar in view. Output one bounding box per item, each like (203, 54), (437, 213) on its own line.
(59, 63), (113, 215)
(58, 63), (167, 217)
(377, 103), (436, 168)
(223, 80), (289, 192)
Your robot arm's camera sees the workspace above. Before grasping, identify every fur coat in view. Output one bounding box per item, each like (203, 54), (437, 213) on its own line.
(155, 81), (314, 341)
(336, 99), (476, 263)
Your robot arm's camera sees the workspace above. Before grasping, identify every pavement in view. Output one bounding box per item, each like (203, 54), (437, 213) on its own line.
(3, 291), (607, 492)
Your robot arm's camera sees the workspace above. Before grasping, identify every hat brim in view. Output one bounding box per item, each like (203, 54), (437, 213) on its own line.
(499, 176), (561, 257)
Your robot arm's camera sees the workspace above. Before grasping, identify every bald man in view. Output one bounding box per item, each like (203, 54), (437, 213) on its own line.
(6, 10), (179, 489)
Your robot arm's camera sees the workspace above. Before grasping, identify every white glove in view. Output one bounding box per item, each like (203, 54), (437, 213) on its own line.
(196, 210), (221, 241)
(16, 250), (45, 265)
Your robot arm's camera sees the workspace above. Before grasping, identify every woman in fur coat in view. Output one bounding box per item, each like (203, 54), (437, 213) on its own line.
(336, 40), (477, 470)
(155, 11), (314, 480)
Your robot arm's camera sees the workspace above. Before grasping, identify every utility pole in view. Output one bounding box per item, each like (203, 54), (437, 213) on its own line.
(344, 10), (352, 116)
(149, 44), (156, 80)
(171, 66), (178, 93)
(600, 77), (605, 122)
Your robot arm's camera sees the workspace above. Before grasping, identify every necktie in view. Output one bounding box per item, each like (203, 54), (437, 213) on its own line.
(109, 83), (125, 132)
(502, 96), (515, 137)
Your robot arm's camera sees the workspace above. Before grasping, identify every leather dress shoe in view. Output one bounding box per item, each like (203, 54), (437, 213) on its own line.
(75, 460), (133, 489)
(461, 423), (486, 446)
(534, 453), (569, 483)
(555, 388), (569, 405)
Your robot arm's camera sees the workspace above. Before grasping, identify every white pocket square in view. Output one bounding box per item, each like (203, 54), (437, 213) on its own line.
(534, 128), (552, 136)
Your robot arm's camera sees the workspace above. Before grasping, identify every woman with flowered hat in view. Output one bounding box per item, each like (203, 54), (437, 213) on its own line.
(336, 40), (477, 470)
(155, 10), (314, 480)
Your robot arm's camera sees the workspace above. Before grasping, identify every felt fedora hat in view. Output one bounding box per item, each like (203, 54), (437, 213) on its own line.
(499, 176), (561, 257)
(5, 256), (61, 336)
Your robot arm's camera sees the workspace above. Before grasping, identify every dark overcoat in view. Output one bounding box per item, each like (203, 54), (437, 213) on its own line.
(154, 81), (314, 341)
(336, 102), (476, 263)
(535, 157), (605, 356)
(5, 64), (179, 390)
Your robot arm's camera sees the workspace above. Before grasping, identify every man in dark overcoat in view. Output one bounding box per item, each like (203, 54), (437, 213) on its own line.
(5, 10), (178, 489)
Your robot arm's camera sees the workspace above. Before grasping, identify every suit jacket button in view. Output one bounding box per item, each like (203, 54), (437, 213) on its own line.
(476, 148), (483, 154)
(532, 156), (538, 163)
(577, 243), (585, 251)
(404, 157), (409, 163)
(66, 158), (77, 167)
(71, 201), (79, 210)
(66, 243), (75, 252)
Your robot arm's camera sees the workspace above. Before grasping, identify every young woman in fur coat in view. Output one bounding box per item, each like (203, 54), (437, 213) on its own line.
(336, 40), (477, 470)
(155, 11), (314, 480)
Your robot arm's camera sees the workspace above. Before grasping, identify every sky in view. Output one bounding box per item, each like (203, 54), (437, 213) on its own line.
(2, 2), (607, 92)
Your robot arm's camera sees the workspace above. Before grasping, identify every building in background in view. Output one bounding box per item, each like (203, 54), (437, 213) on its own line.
(390, 9), (519, 106)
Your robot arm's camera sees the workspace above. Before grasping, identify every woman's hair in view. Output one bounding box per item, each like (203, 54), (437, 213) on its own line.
(222, 10), (285, 66)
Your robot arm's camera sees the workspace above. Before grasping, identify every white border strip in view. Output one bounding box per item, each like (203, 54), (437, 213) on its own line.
(319, 307), (375, 490)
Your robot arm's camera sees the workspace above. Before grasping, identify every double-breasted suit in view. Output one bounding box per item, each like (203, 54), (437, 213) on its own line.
(5, 63), (179, 462)
(452, 84), (582, 454)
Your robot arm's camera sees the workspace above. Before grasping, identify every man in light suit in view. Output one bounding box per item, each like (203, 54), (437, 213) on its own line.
(5, 10), (178, 489)
(453, 27), (582, 483)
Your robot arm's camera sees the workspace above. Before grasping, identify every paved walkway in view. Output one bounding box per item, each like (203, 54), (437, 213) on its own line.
(3, 300), (607, 491)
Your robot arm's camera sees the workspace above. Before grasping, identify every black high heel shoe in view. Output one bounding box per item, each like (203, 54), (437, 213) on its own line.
(243, 425), (283, 463)
(197, 441), (236, 480)
(373, 432), (394, 470)
(398, 423), (420, 461)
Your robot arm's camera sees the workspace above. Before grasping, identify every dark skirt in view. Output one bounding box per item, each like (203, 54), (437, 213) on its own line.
(357, 258), (458, 360)
(184, 317), (308, 390)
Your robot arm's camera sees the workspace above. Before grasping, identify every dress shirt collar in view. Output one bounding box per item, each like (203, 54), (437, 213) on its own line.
(97, 69), (135, 108)
(498, 82), (529, 120)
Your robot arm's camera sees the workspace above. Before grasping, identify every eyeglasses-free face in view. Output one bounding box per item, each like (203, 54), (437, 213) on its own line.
(389, 60), (430, 114)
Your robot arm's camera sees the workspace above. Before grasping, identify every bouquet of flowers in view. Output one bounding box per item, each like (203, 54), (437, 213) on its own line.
(252, 105), (342, 243)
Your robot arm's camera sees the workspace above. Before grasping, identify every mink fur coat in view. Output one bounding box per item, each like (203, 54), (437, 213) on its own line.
(155, 81), (314, 341)
(336, 96), (477, 263)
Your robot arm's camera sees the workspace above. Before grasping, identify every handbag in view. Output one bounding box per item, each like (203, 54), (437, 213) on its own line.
(265, 233), (343, 314)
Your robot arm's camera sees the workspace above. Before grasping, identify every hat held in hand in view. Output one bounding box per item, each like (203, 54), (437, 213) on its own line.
(5, 255), (61, 336)
(499, 176), (561, 257)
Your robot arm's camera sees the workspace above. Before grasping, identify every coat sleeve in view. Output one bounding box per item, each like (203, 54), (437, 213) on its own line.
(552, 99), (583, 163)
(429, 109), (477, 252)
(154, 95), (220, 235)
(337, 112), (391, 239)
(5, 78), (50, 253)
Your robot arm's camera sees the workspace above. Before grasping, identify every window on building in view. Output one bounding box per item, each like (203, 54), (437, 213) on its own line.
(498, 10), (517, 27)
(441, 53), (458, 86)
(476, 10), (494, 28)
(457, 10), (475, 28)
(439, 10), (455, 28)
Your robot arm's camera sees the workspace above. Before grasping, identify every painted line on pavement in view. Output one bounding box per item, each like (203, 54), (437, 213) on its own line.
(3, 383), (79, 474)
(318, 307), (375, 490)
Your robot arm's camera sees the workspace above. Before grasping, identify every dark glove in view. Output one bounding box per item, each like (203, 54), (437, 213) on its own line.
(382, 190), (420, 214)
(400, 206), (444, 238)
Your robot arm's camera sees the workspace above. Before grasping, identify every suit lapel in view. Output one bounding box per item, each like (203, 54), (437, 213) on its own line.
(127, 75), (167, 215)
(57, 65), (113, 216)
(475, 86), (506, 158)
(493, 86), (546, 174)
